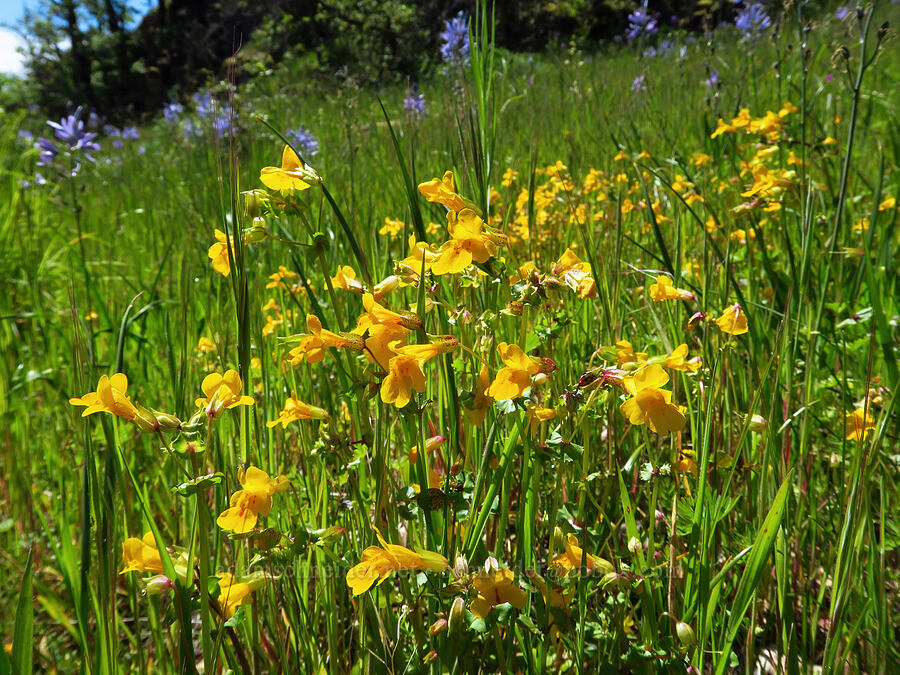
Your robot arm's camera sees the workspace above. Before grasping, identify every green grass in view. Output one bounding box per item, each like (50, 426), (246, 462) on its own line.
(1, 4), (898, 674)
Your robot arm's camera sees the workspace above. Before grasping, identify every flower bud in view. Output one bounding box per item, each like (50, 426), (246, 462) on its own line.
(747, 414), (767, 432)
(132, 405), (160, 433)
(372, 275), (400, 299)
(429, 618), (448, 635)
(628, 536), (642, 554)
(453, 556), (469, 579)
(144, 574), (175, 595)
(243, 220), (268, 244)
(243, 189), (268, 218)
(676, 621), (697, 649)
(424, 650), (439, 664)
(397, 310), (424, 331)
(448, 596), (466, 633)
(483, 556), (499, 575)
(153, 410), (183, 431)
(312, 232), (330, 252)
(577, 370), (599, 388)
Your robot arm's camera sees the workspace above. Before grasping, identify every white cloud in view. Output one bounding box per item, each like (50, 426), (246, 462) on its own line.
(0, 28), (26, 77)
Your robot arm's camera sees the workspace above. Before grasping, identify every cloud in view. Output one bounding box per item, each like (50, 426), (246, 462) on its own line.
(0, 28), (26, 76)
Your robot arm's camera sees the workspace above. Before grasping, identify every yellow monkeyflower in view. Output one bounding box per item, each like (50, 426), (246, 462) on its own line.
(379, 217), (405, 236)
(878, 195), (895, 211)
(216, 573), (263, 618)
(619, 364), (686, 434)
(381, 353), (428, 408)
(486, 342), (555, 401)
(260, 145), (316, 192)
(615, 340), (648, 367)
(363, 323), (410, 371)
(121, 532), (164, 574)
(331, 265), (365, 294)
(288, 314), (354, 365)
(665, 344), (702, 372)
(552, 248), (596, 299)
(196, 336), (217, 354)
(470, 568), (527, 619)
(715, 303), (749, 335)
(70, 373), (139, 421)
(551, 533), (613, 577)
(844, 407), (875, 441)
(217, 466), (290, 534)
(346, 527), (448, 596)
(195, 370), (254, 419)
(464, 364), (494, 426)
(267, 393), (329, 429)
(649, 276), (695, 302)
(208, 229), (233, 277)
(526, 403), (558, 435)
(418, 170), (467, 213)
(431, 209), (499, 275)
(266, 265), (300, 290)
(354, 293), (423, 334)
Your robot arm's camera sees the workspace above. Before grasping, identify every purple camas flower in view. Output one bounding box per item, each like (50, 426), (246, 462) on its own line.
(440, 12), (470, 67)
(835, 6), (851, 20)
(35, 137), (58, 166)
(18, 129), (33, 143)
(43, 108), (101, 167)
(285, 126), (319, 158)
(626, 6), (658, 42)
(122, 126), (139, 140)
(705, 69), (720, 88)
(403, 86), (426, 119)
(162, 101), (183, 123)
(211, 112), (231, 138)
(631, 75), (647, 92)
(193, 90), (213, 119)
(734, 2), (772, 42)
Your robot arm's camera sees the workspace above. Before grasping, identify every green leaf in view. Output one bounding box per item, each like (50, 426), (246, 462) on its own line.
(171, 472), (224, 496)
(714, 470), (793, 675)
(11, 549), (33, 675)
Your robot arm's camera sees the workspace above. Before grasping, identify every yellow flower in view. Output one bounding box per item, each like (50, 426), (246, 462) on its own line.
(649, 276), (695, 302)
(207, 229), (233, 277)
(216, 572), (259, 618)
(266, 265), (300, 290)
(418, 170), (467, 213)
(364, 323), (410, 371)
(121, 532), (164, 574)
(844, 407), (875, 441)
(217, 466), (290, 534)
(619, 364), (686, 434)
(331, 265), (365, 294)
(345, 527), (448, 596)
(381, 353), (428, 409)
(260, 145), (315, 192)
(551, 533), (613, 577)
(878, 195), (895, 211)
(196, 337), (217, 354)
(470, 568), (527, 618)
(464, 364), (494, 426)
(69, 373), (139, 421)
(354, 293), (422, 334)
(379, 217), (405, 236)
(715, 303), (749, 335)
(552, 249), (596, 299)
(526, 404), (557, 435)
(485, 342), (553, 401)
(267, 393), (329, 429)
(665, 344), (702, 372)
(431, 209), (499, 276)
(195, 370), (254, 419)
(288, 314), (353, 365)
(615, 340), (648, 367)
(398, 234), (441, 279)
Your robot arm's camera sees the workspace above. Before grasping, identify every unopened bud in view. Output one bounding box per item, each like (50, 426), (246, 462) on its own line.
(577, 370), (599, 388)
(243, 189), (268, 218)
(483, 556), (499, 574)
(539, 357), (557, 374)
(145, 574), (175, 595)
(372, 275), (400, 299)
(676, 621), (697, 649)
(429, 618), (448, 635)
(424, 650), (439, 664)
(312, 232), (329, 252)
(448, 597), (466, 633)
(453, 556), (469, 579)
(747, 414), (767, 432)
(503, 301), (524, 316)
(397, 310), (424, 331)
(552, 526), (566, 552)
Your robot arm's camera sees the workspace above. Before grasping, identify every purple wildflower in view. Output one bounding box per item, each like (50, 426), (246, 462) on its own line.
(835, 6), (852, 20)
(403, 85), (426, 119)
(735, 2), (772, 42)
(35, 138), (58, 166)
(193, 90), (213, 119)
(631, 75), (647, 92)
(18, 129), (33, 143)
(122, 126), (139, 140)
(705, 69), (720, 88)
(285, 126), (319, 158)
(626, 6), (658, 42)
(163, 101), (183, 123)
(440, 12), (470, 67)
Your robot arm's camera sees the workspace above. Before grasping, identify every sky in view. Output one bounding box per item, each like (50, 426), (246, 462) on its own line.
(0, 0), (153, 76)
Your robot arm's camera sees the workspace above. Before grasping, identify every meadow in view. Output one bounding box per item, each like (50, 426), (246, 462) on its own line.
(1, 3), (898, 673)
